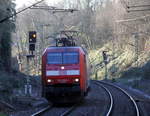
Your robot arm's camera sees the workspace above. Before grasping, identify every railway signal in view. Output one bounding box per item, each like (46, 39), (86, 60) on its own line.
(102, 51), (108, 80)
(29, 31), (36, 43)
(29, 31), (37, 53)
(102, 51), (108, 64)
(29, 44), (35, 51)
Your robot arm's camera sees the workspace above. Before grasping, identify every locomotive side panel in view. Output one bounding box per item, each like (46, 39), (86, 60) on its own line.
(79, 52), (86, 93)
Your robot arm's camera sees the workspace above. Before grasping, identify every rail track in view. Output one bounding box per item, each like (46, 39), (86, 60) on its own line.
(93, 80), (140, 116)
(59, 103), (79, 116)
(31, 105), (52, 116)
(93, 81), (113, 116)
(0, 100), (16, 111)
(31, 80), (140, 116)
(31, 103), (79, 116)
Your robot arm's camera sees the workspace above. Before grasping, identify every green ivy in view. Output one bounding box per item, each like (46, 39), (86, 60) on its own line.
(0, 112), (7, 116)
(0, 0), (16, 71)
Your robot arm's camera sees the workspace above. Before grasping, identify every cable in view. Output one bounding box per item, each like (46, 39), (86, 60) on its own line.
(127, 3), (150, 12)
(129, 4), (150, 8)
(116, 23), (150, 36)
(30, 6), (78, 13)
(116, 15), (150, 23)
(128, 9), (150, 12)
(0, 0), (44, 23)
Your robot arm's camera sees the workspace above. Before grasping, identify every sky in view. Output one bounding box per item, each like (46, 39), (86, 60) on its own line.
(15, 0), (62, 9)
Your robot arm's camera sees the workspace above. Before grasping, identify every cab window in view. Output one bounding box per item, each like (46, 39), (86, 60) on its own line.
(47, 52), (79, 64)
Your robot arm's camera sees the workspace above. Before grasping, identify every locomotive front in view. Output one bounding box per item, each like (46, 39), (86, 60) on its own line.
(42, 47), (89, 103)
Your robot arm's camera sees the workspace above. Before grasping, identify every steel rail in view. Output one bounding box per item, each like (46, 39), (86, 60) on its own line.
(93, 81), (113, 116)
(31, 105), (52, 116)
(60, 103), (79, 116)
(31, 103), (78, 116)
(0, 100), (16, 111)
(99, 80), (140, 116)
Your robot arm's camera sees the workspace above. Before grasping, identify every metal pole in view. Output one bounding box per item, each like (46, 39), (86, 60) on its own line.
(25, 56), (32, 96)
(27, 57), (30, 96)
(105, 62), (108, 80)
(134, 33), (139, 67)
(95, 71), (98, 80)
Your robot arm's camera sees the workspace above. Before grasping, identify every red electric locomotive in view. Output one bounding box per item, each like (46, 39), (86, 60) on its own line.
(41, 32), (90, 103)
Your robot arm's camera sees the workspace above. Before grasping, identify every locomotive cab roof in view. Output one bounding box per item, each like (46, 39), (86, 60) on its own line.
(43, 46), (88, 55)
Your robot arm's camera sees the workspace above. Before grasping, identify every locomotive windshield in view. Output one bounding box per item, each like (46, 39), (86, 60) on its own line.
(47, 52), (79, 64)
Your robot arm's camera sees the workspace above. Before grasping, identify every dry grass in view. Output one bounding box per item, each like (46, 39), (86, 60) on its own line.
(89, 42), (150, 80)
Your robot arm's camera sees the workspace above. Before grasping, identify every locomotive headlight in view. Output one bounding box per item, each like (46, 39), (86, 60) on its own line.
(61, 66), (64, 70)
(47, 79), (52, 83)
(74, 78), (79, 82)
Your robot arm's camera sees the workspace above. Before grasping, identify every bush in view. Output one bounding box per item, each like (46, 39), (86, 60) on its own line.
(142, 61), (150, 79)
(120, 67), (143, 78)
(0, 71), (26, 101)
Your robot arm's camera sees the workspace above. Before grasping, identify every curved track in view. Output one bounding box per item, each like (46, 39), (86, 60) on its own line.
(31, 80), (140, 116)
(94, 80), (140, 116)
(94, 81), (113, 116)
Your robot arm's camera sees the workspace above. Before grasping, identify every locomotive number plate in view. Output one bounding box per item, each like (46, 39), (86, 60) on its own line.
(57, 79), (68, 83)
